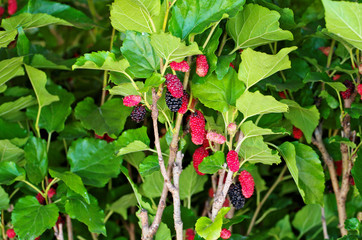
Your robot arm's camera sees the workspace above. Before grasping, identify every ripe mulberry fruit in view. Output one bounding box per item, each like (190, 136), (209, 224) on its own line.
(6, 229), (16, 239)
(185, 229), (195, 240)
(123, 95), (142, 107)
(239, 170), (254, 198)
(333, 75), (341, 81)
(0, 6), (4, 18)
(170, 61), (190, 72)
(165, 90), (182, 112)
(193, 146), (209, 175)
(228, 183), (245, 210)
(196, 55), (209, 77)
(206, 132), (226, 144)
(340, 80), (354, 99)
(165, 74), (183, 98)
(189, 110), (206, 145)
(7, 0), (17, 15)
(48, 188), (56, 199)
(220, 229), (231, 239)
(178, 90), (189, 114)
(292, 126), (303, 140)
(226, 150), (239, 172)
(357, 84), (362, 100)
(130, 105), (146, 123)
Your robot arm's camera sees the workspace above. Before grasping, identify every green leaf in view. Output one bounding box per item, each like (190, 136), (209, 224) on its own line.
(17, 28), (30, 63)
(139, 155), (160, 177)
(238, 47), (297, 90)
(292, 204), (322, 238)
(192, 71), (245, 112)
(49, 169), (90, 204)
(195, 207), (230, 240)
(30, 54), (69, 70)
(1, 13), (72, 31)
(0, 30), (18, 48)
(169, 0), (245, 39)
(121, 31), (160, 78)
(180, 164), (208, 200)
(75, 98), (132, 137)
(351, 152), (362, 195)
(24, 137), (48, 184)
(0, 162), (26, 185)
(162, 205), (198, 230)
(0, 186), (9, 210)
(0, 140), (24, 163)
(115, 126), (151, 155)
(199, 151), (225, 174)
(239, 136), (281, 165)
(141, 73), (165, 92)
(117, 141), (149, 156)
(25, 65), (59, 108)
(226, 4), (293, 51)
(236, 91), (288, 120)
(140, 171), (164, 198)
(150, 32), (202, 63)
(109, 193), (137, 219)
(322, 0), (362, 50)
(279, 142), (325, 205)
(215, 54), (236, 80)
(26, 85), (75, 133)
(0, 57), (24, 87)
(223, 214), (249, 229)
(344, 218), (361, 233)
(72, 51), (129, 73)
(12, 196), (59, 240)
(328, 136), (356, 148)
(240, 121), (281, 142)
(155, 222), (171, 240)
(65, 193), (106, 235)
(267, 215), (295, 239)
(109, 82), (144, 97)
(281, 99), (320, 143)
(110, 0), (161, 33)
(68, 138), (122, 187)
(0, 96), (37, 120)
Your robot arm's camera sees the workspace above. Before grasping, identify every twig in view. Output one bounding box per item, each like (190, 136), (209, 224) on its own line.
(66, 215), (74, 240)
(101, 28), (115, 106)
(173, 151), (184, 239)
(321, 207), (330, 239)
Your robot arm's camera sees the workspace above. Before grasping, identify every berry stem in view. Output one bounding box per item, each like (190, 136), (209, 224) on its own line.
(101, 28), (115, 106)
(202, 20), (221, 50)
(21, 180), (43, 196)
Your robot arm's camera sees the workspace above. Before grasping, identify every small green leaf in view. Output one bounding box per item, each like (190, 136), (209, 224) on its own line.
(0, 162), (26, 185)
(12, 196), (59, 240)
(141, 73), (165, 92)
(0, 140), (24, 163)
(109, 193), (137, 219)
(117, 141), (149, 156)
(139, 155), (160, 177)
(226, 4), (293, 51)
(0, 119), (27, 141)
(68, 138), (122, 187)
(240, 121), (281, 142)
(109, 82), (144, 97)
(344, 218), (360, 233)
(195, 207), (230, 240)
(215, 54), (236, 80)
(351, 152), (362, 195)
(180, 164), (208, 200)
(267, 215), (295, 239)
(140, 171), (164, 198)
(0, 57), (24, 87)
(0, 30), (18, 48)
(0, 186), (9, 210)
(328, 136), (356, 148)
(150, 32), (202, 63)
(49, 169), (90, 204)
(199, 151), (225, 174)
(223, 214), (249, 229)
(24, 137), (48, 184)
(281, 99), (320, 143)
(292, 204), (322, 238)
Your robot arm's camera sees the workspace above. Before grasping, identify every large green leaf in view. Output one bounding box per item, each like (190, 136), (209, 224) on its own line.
(239, 136), (281, 165)
(0, 140), (24, 163)
(24, 137), (48, 184)
(65, 193), (106, 235)
(110, 0), (161, 33)
(75, 98), (132, 137)
(238, 47), (297, 90)
(236, 91), (288, 120)
(180, 164), (208, 200)
(322, 0), (362, 50)
(1, 13), (72, 31)
(140, 171), (164, 198)
(292, 204), (322, 238)
(0, 96), (37, 120)
(281, 100), (320, 143)
(239, 121), (281, 143)
(199, 151), (225, 174)
(150, 32), (202, 63)
(226, 4), (293, 52)
(279, 142), (325, 205)
(195, 207), (230, 240)
(0, 30), (18, 48)
(0, 162), (26, 185)
(115, 126), (150, 155)
(351, 151), (362, 195)
(49, 169), (90, 204)
(27, 85), (75, 133)
(0, 186), (9, 210)
(192, 71), (245, 112)
(0, 57), (24, 87)
(121, 31), (160, 78)
(169, 0), (245, 39)
(12, 196), (59, 240)
(25, 65), (59, 108)
(68, 138), (122, 187)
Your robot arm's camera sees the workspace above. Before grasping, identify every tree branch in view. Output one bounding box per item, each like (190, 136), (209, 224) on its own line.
(66, 215), (73, 240)
(173, 151), (184, 239)
(321, 206), (330, 239)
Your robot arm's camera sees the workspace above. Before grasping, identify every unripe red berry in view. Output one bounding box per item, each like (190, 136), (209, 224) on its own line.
(357, 84), (362, 100)
(165, 74), (184, 98)
(178, 91), (189, 114)
(292, 126), (303, 140)
(0, 6), (5, 18)
(340, 80), (354, 99)
(7, 229), (16, 238)
(123, 95), (142, 107)
(278, 91), (286, 99)
(318, 46), (330, 57)
(193, 147), (209, 175)
(196, 55), (209, 77)
(227, 123), (237, 136)
(36, 193), (45, 205)
(226, 150), (239, 172)
(220, 228), (231, 239)
(170, 60), (190, 72)
(7, 0), (17, 15)
(206, 132), (226, 144)
(333, 75), (341, 81)
(189, 110), (206, 145)
(239, 170), (255, 198)
(48, 188), (56, 199)
(186, 229), (195, 240)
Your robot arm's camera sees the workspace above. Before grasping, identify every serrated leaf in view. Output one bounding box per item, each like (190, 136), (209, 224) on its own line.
(0, 140), (24, 163)
(140, 171), (164, 198)
(180, 164), (208, 200)
(24, 137), (48, 184)
(238, 47), (297, 90)
(0, 162), (26, 185)
(150, 32), (202, 63)
(110, 0), (161, 33)
(72, 51), (129, 73)
(0, 30), (18, 48)
(0, 186), (9, 210)
(192, 71), (245, 112)
(226, 4), (293, 52)
(68, 138), (122, 187)
(109, 193), (137, 219)
(169, 0), (245, 39)
(322, 0), (362, 50)
(49, 169), (90, 204)
(75, 98), (132, 137)
(236, 91), (288, 120)
(139, 155), (160, 177)
(65, 193), (106, 235)
(121, 31), (160, 78)
(199, 151), (225, 174)
(195, 207), (230, 240)
(0, 57), (24, 87)
(281, 99), (320, 143)
(12, 196), (59, 240)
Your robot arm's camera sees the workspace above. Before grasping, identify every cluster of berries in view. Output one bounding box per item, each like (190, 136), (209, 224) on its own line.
(0, 0), (17, 18)
(123, 95), (146, 123)
(227, 170), (255, 209)
(164, 74), (189, 113)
